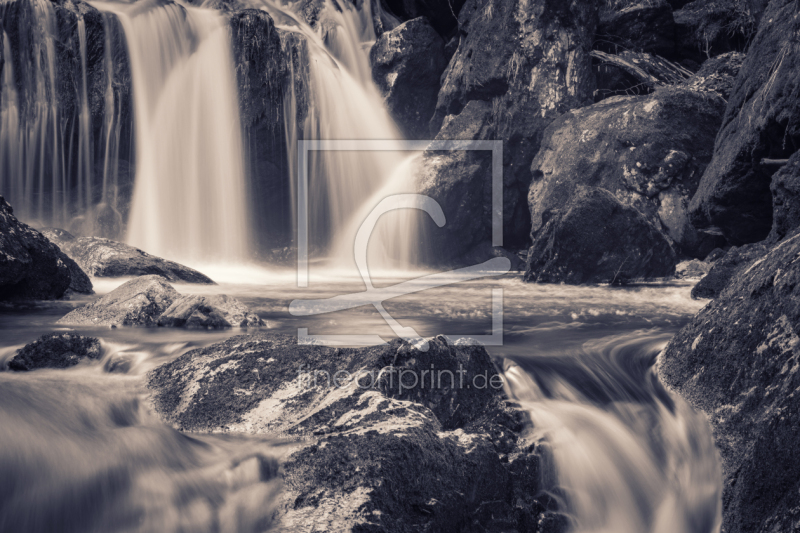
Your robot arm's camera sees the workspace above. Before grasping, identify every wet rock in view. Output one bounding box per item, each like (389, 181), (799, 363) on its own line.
(57, 275), (179, 327)
(43, 229), (214, 284)
(529, 86), (725, 256)
(659, 230), (800, 533)
(673, 0), (766, 64)
(524, 187), (677, 284)
(381, 0), (467, 37)
(147, 333), (541, 531)
(596, 1), (677, 58)
(424, 0), (598, 252)
(157, 295), (265, 329)
(7, 333), (102, 371)
(370, 17), (446, 139)
(682, 51), (745, 100)
(0, 196), (79, 301)
(689, 0), (800, 245)
(768, 151), (800, 243)
(690, 241), (768, 299)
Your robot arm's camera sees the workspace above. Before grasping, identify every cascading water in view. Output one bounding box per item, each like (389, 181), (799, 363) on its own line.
(95, 0), (251, 263)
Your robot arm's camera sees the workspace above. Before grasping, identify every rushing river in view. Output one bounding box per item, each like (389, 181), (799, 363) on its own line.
(0, 269), (721, 533)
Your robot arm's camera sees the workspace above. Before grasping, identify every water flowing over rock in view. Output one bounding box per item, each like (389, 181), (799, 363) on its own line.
(768, 150), (800, 243)
(525, 187), (677, 284)
(7, 333), (101, 371)
(370, 17), (447, 139)
(43, 229), (215, 284)
(689, 0), (800, 245)
(0, 196), (91, 300)
(146, 333), (549, 531)
(419, 0), (598, 255)
(529, 86), (725, 257)
(659, 230), (800, 533)
(157, 294), (265, 329)
(58, 275), (179, 327)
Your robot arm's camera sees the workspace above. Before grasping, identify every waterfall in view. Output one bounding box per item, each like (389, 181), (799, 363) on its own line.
(94, 0), (251, 263)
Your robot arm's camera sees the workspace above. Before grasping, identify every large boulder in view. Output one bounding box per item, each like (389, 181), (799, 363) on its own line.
(524, 187), (677, 284)
(768, 151), (800, 243)
(43, 229), (214, 284)
(7, 333), (102, 371)
(57, 275), (179, 327)
(370, 17), (447, 139)
(690, 242), (768, 299)
(689, 0), (800, 245)
(157, 295), (265, 329)
(0, 196), (90, 300)
(529, 86), (726, 256)
(421, 0), (598, 254)
(147, 333), (546, 531)
(659, 230), (800, 533)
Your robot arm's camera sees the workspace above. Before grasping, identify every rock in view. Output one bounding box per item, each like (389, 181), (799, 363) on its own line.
(7, 333), (102, 371)
(381, 0), (467, 37)
(690, 242), (768, 299)
(682, 51), (745, 100)
(675, 259), (712, 279)
(0, 196), (79, 301)
(42, 229), (214, 284)
(370, 17), (446, 139)
(423, 0), (598, 252)
(596, 2), (677, 59)
(658, 230), (800, 533)
(689, 0), (800, 245)
(673, 0), (766, 64)
(529, 86), (725, 256)
(147, 333), (544, 531)
(592, 50), (692, 102)
(768, 151), (800, 243)
(524, 187), (677, 284)
(157, 295), (264, 329)
(57, 275), (179, 327)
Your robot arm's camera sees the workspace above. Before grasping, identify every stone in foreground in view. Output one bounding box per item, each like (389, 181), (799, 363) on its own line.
(147, 333), (544, 532)
(157, 294), (265, 329)
(57, 275), (179, 327)
(525, 187), (676, 284)
(659, 230), (800, 533)
(43, 229), (215, 284)
(8, 333), (102, 371)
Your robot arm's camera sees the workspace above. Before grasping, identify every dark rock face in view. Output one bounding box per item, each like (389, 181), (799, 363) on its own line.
(525, 187), (677, 284)
(381, 0), (467, 37)
(690, 242), (768, 299)
(7, 333), (102, 371)
(659, 230), (800, 533)
(529, 87), (725, 256)
(57, 275), (179, 327)
(422, 0), (598, 253)
(597, 2), (677, 58)
(689, 0), (800, 245)
(0, 197), (84, 301)
(43, 229), (214, 284)
(370, 17), (446, 139)
(147, 333), (545, 531)
(682, 51), (745, 100)
(157, 294), (265, 329)
(768, 151), (800, 243)
(673, 0), (767, 64)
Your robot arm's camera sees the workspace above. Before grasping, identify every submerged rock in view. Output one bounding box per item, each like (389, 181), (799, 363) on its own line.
(147, 333), (544, 531)
(43, 229), (214, 284)
(529, 86), (725, 257)
(0, 196), (90, 301)
(57, 275), (179, 327)
(768, 151), (800, 244)
(157, 294), (265, 329)
(659, 230), (800, 533)
(370, 17), (446, 139)
(525, 187), (676, 284)
(689, 0), (800, 245)
(7, 333), (102, 371)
